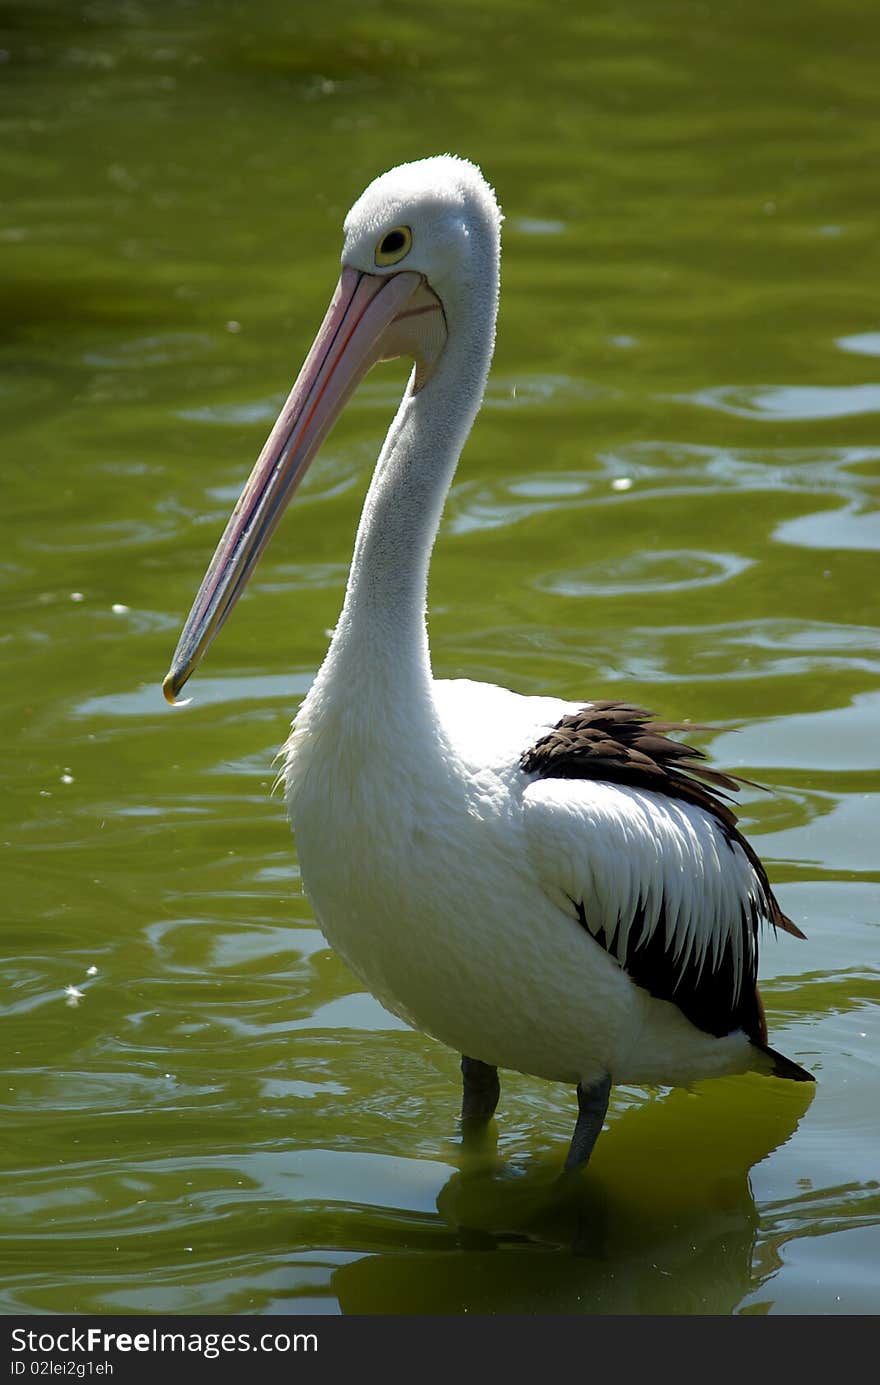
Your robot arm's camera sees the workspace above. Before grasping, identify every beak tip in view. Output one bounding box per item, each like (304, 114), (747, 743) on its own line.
(162, 670), (182, 705)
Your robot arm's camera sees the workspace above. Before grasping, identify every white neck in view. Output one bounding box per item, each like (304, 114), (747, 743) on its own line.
(310, 244), (499, 721)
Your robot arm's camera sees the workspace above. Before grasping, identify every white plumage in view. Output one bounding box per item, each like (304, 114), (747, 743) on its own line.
(165, 154), (813, 1174)
(285, 674), (759, 1093)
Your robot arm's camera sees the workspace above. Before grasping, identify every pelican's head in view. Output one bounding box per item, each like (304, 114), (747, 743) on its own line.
(162, 155), (501, 705)
(342, 155), (502, 326)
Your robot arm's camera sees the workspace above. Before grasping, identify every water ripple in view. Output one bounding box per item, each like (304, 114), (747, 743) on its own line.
(710, 690), (880, 773)
(775, 503), (880, 553)
(837, 332), (880, 358)
(74, 671), (313, 720)
(447, 443), (880, 536)
(85, 333), (216, 369)
(447, 617), (880, 689)
(683, 384), (880, 421)
(536, 549), (750, 597)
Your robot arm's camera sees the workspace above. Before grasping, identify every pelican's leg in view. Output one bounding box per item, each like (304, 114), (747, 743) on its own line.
(563, 1074), (612, 1173)
(460, 1056), (500, 1124)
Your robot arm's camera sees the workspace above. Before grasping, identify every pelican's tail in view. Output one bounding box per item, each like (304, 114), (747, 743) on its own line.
(753, 1042), (815, 1082)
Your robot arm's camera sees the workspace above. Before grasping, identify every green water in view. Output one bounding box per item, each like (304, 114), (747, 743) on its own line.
(3, 0), (879, 1315)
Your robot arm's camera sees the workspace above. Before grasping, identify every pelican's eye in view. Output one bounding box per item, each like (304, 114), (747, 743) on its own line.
(375, 225), (412, 267)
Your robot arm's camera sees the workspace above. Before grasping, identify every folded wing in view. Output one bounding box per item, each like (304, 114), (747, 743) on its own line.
(521, 702), (802, 1043)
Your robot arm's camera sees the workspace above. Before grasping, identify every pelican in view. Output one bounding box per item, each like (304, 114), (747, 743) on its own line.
(164, 155), (814, 1175)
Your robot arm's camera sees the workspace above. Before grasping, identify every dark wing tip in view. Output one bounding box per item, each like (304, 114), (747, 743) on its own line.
(776, 910), (807, 940)
(754, 1042), (816, 1082)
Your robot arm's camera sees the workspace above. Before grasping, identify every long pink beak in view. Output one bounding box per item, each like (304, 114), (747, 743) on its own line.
(163, 266), (423, 703)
